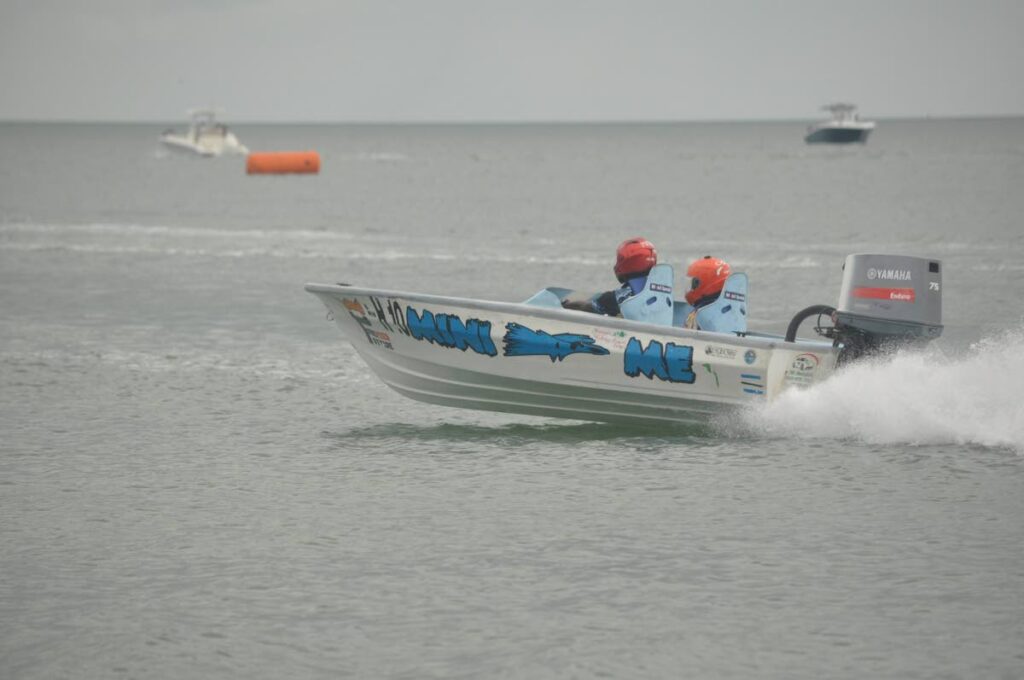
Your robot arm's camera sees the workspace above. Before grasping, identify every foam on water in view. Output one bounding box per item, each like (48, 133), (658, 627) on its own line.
(0, 221), (365, 241)
(739, 329), (1024, 452)
(0, 221), (608, 265)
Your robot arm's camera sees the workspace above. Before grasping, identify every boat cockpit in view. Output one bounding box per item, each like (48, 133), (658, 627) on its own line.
(522, 263), (749, 335)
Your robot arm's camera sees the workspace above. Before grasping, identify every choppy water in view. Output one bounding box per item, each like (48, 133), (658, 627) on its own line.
(2, 120), (1023, 679)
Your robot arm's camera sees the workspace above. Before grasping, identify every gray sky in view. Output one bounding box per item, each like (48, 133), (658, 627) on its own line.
(2, 0), (1022, 122)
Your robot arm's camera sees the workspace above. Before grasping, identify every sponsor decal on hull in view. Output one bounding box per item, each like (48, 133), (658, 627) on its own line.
(405, 305), (498, 357)
(783, 353), (820, 388)
(590, 327), (630, 351)
(623, 338), (696, 384)
(382, 297), (411, 336)
(705, 344), (738, 360)
(343, 297), (394, 350)
(740, 373), (765, 395)
(502, 323), (609, 362)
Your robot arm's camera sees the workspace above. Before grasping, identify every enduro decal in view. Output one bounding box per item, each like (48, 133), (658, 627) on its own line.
(852, 287), (915, 302)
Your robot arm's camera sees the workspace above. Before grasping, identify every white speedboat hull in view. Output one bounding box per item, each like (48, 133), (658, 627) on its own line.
(305, 284), (839, 425)
(160, 132), (248, 157)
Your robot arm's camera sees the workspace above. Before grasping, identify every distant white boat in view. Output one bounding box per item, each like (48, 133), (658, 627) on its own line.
(160, 109), (248, 157)
(805, 103), (875, 144)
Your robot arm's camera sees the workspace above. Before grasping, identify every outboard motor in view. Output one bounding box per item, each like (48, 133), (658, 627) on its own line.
(786, 254), (943, 364)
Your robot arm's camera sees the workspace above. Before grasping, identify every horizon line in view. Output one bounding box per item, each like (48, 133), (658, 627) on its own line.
(1, 113), (1022, 125)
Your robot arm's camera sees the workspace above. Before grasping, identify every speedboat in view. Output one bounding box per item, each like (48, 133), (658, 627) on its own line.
(805, 103), (875, 144)
(159, 108), (249, 157)
(305, 254), (942, 426)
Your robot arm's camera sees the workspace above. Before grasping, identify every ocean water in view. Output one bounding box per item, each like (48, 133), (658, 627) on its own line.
(1, 120), (1023, 679)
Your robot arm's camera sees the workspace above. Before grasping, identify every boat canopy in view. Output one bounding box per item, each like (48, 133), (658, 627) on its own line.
(821, 103), (860, 121)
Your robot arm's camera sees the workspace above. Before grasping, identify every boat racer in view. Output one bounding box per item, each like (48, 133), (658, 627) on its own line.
(683, 255), (732, 329)
(561, 237), (658, 316)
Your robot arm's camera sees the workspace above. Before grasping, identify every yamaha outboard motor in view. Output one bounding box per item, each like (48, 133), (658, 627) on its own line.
(786, 254), (943, 364)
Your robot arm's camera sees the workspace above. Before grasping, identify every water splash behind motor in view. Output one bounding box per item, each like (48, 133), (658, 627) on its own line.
(739, 330), (1024, 453)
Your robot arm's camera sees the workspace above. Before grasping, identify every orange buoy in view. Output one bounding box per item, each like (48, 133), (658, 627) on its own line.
(246, 151), (320, 175)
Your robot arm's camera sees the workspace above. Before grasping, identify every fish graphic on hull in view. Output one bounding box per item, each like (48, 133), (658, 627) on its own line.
(502, 322), (610, 362)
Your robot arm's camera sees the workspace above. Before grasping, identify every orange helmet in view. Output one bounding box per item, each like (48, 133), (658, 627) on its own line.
(614, 237), (658, 283)
(685, 255), (731, 305)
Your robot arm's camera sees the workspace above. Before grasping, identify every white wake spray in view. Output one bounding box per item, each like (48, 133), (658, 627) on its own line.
(739, 330), (1024, 453)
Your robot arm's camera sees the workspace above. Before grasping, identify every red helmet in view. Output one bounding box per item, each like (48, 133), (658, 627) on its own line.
(614, 237), (658, 282)
(685, 256), (731, 305)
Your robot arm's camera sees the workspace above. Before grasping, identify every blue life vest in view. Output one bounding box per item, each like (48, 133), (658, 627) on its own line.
(619, 264), (674, 326)
(674, 272), (749, 334)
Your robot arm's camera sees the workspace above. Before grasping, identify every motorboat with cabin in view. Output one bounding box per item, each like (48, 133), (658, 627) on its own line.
(805, 103), (875, 144)
(160, 108), (249, 157)
(305, 254), (942, 426)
